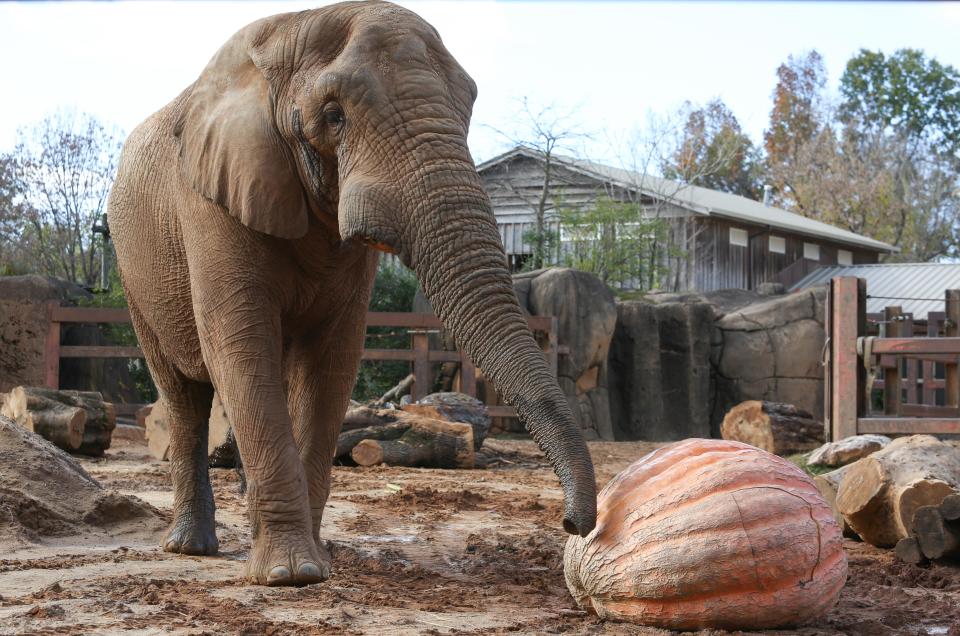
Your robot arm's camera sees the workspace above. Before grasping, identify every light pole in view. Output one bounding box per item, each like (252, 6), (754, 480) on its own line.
(92, 213), (110, 291)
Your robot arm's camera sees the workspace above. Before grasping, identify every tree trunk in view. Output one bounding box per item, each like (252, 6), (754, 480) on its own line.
(350, 417), (474, 468)
(335, 421), (411, 459)
(0, 386), (115, 455)
(940, 493), (960, 522)
(894, 537), (925, 565)
(835, 435), (960, 547)
(720, 401), (824, 455)
(813, 464), (857, 538)
(341, 406), (403, 432)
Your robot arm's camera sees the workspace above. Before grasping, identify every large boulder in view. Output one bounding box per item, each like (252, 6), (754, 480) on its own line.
(608, 295), (716, 440)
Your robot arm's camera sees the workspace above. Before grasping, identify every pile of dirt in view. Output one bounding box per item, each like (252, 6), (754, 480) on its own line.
(0, 415), (166, 548)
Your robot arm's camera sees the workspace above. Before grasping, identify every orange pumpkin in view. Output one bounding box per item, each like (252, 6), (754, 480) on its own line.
(564, 439), (847, 630)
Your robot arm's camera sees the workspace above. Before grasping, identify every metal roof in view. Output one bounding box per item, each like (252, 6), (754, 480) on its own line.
(791, 263), (960, 317)
(477, 146), (897, 254)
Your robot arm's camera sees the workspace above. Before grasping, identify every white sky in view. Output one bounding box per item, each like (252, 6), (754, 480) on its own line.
(2, 1), (959, 164)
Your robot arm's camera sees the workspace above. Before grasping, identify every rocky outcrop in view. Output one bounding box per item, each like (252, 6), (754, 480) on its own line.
(608, 296), (715, 440)
(711, 287), (826, 431)
(608, 286), (827, 441)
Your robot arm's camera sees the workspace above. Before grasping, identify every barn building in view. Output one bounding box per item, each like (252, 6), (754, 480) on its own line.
(478, 146), (896, 292)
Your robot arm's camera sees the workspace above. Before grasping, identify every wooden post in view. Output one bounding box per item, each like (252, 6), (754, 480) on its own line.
(460, 357), (477, 398)
(946, 290), (960, 408)
(44, 302), (61, 390)
(831, 277), (864, 441)
(904, 314), (917, 404)
(823, 285), (832, 439)
(883, 306), (902, 415)
(412, 331), (430, 401)
(923, 313), (941, 405)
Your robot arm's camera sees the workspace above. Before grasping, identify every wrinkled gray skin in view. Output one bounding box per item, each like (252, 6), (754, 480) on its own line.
(109, 1), (596, 586)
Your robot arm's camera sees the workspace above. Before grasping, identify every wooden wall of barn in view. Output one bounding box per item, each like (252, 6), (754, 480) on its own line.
(692, 217), (880, 292)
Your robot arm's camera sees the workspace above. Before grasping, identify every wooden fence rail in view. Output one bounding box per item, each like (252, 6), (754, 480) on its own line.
(43, 303), (560, 420)
(827, 277), (960, 439)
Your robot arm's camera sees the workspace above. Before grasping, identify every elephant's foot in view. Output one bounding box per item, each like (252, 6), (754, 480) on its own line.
(162, 511), (219, 556)
(246, 529), (330, 586)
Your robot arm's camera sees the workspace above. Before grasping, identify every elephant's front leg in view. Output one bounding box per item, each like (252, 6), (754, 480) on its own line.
(198, 311), (324, 586)
(286, 309), (369, 554)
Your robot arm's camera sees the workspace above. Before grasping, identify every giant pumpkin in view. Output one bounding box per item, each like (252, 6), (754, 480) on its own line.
(564, 439), (847, 630)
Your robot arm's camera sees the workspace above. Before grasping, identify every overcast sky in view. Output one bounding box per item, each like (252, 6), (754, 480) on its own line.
(2, 1), (959, 165)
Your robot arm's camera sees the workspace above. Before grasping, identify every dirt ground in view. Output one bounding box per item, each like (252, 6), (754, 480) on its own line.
(1, 436), (958, 635)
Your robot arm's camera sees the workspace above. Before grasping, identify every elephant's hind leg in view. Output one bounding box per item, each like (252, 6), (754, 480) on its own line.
(161, 379), (218, 555)
(129, 303), (219, 556)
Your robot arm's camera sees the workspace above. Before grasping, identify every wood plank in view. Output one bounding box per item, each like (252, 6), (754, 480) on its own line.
(904, 314), (918, 404)
(870, 338), (960, 355)
(883, 306), (902, 415)
(412, 332), (430, 401)
(858, 417), (960, 434)
(898, 403), (960, 418)
(59, 346), (144, 358)
(460, 358), (477, 398)
(51, 306), (134, 323)
(831, 277), (863, 440)
(44, 303), (61, 389)
(923, 316), (939, 404)
(947, 290), (960, 407)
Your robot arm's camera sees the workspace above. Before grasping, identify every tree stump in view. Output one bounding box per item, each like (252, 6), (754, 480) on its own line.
(350, 417), (474, 468)
(401, 392), (491, 450)
(335, 421), (410, 459)
(720, 401), (824, 455)
(836, 435), (960, 547)
(0, 386), (115, 456)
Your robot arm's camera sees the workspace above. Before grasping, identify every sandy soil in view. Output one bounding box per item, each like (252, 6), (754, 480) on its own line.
(0, 436), (958, 635)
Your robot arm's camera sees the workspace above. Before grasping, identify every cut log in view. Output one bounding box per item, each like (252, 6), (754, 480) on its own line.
(720, 400), (824, 456)
(835, 435), (960, 547)
(0, 386), (115, 455)
(144, 400), (170, 461)
(335, 421), (411, 459)
(813, 465), (857, 538)
(341, 406), (403, 432)
(401, 392), (491, 450)
(912, 505), (960, 560)
(940, 493), (960, 522)
(350, 417), (474, 469)
(894, 537), (926, 565)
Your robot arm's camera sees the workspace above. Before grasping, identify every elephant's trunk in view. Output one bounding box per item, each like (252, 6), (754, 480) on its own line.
(401, 169), (597, 537)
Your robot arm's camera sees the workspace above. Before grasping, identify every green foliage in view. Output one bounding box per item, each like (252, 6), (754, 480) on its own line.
(840, 48), (960, 153)
(352, 259), (419, 402)
(787, 452), (832, 477)
(557, 196), (672, 291)
(520, 224), (559, 272)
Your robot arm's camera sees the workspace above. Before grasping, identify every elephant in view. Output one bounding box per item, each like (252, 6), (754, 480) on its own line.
(108, 0), (596, 586)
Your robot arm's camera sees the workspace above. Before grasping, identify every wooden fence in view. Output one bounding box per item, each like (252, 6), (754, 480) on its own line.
(827, 277), (960, 439)
(43, 303), (559, 419)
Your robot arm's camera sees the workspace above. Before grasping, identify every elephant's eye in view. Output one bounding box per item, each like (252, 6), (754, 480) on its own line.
(322, 107), (345, 128)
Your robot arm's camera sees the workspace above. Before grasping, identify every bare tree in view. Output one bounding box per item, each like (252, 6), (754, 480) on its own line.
(9, 110), (122, 286)
(487, 98), (590, 269)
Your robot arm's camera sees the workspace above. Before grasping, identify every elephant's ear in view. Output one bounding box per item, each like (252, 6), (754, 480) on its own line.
(174, 19), (310, 239)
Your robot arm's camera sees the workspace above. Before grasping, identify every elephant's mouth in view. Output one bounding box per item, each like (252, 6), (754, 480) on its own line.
(358, 235), (398, 254)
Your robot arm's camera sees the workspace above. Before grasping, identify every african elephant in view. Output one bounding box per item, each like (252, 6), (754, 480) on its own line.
(109, 1), (596, 586)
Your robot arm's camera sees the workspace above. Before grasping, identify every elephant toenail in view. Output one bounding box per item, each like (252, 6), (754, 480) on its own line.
(297, 562), (322, 581)
(267, 566), (291, 584)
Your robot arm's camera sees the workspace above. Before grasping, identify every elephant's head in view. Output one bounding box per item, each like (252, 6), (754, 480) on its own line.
(174, 1), (596, 536)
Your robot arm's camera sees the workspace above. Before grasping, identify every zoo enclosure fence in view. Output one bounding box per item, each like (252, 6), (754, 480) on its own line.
(827, 276), (960, 440)
(42, 303), (561, 420)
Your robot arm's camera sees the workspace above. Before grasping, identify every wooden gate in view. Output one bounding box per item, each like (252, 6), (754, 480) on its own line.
(826, 276), (960, 439)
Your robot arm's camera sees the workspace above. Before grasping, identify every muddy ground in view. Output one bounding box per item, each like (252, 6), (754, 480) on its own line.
(0, 436), (958, 635)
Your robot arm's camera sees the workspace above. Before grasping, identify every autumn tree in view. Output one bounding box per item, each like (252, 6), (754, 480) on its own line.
(489, 98), (589, 269)
(664, 99), (761, 198)
(7, 110), (122, 286)
(764, 50), (828, 173)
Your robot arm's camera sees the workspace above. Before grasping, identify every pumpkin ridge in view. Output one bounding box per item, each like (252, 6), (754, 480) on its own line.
(591, 548), (846, 612)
